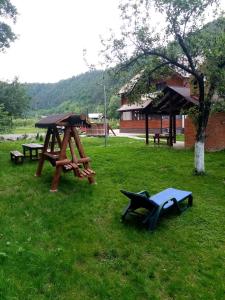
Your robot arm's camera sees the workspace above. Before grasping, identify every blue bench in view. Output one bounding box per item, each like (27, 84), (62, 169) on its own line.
(121, 188), (193, 230)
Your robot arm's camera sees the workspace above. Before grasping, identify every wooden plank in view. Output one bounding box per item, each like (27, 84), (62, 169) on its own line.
(71, 126), (95, 184)
(55, 159), (71, 166)
(77, 157), (90, 163)
(10, 150), (24, 157)
(50, 127), (71, 191)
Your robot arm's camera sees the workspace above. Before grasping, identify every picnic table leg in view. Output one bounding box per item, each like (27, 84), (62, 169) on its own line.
(23, 147), (27, 158)
(29, 149), (32, 160)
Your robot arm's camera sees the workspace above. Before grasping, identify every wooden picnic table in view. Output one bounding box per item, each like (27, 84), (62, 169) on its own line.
(22, 143), (44, 160)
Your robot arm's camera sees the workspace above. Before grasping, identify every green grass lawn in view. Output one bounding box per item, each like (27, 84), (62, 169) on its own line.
(0, 137), (224, 299)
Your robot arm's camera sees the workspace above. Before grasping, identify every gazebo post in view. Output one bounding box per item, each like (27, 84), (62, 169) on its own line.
(145, 113), (149, 145)
(169, 113), (173, 147)
(173, 115), (176, 143)
(160, 115), (163, 134)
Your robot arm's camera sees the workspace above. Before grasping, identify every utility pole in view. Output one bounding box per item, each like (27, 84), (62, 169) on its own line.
(103, 73), (107, 147)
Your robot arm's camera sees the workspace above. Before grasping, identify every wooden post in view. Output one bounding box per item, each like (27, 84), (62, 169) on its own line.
(55, 128), (62, 149)
(169, 113), (173, 147)
(145, 113), (149, 145)
(71, 126), (95, 184)
(173, 115), (176, 143)
(160, 115), (163, 134)
(51, 130), (56, 152)
(69, 139), (81, 178)
(36, 128), (51, 176)
(50, 127), (71, 192)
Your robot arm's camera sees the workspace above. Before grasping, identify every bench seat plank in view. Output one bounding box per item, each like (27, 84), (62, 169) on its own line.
(10, 150), (24, 157)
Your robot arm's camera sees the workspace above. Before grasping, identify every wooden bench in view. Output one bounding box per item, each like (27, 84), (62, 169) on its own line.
(154, 133), (175, 145)
(10, 150), (24, 164)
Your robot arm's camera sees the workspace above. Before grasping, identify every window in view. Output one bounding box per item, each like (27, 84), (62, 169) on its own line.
(132, 111), (146, 120)
(121, 111), (132, 120)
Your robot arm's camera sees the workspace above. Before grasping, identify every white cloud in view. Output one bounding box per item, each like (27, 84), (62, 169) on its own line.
(0, 0), (224, 83)
(0, 0), (121, 83)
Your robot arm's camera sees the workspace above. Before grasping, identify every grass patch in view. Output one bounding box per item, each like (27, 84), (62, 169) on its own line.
(0, 137), (224, 299)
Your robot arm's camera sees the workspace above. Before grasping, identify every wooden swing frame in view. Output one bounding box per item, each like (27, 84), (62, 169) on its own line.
(35, 113), (95, 192)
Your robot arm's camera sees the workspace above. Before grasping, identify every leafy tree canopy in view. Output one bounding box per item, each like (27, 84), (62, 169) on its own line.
(0, 103), (10, 132)
(0, 78), (30, 117)
(0, 0), (17, 51)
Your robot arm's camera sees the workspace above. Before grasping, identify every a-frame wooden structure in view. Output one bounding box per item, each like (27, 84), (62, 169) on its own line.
(143, 86), (198, 146)
(35, 113), (95, 192)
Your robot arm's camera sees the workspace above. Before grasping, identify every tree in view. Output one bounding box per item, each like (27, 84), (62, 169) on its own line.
(0, 0), (17, 51)
(0, 78), (30, 117)
(0, 103), (10, 132)
(107, 95), (120, 119)
(102, 0), (225, 174)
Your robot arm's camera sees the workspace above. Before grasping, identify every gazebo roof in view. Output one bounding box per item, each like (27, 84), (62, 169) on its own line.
(143, 85), (198, 115)
(118, 85), (198, 115)
(35, 113), (90, 128)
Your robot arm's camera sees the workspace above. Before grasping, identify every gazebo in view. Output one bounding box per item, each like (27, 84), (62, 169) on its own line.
(143, 86), (198, 146)
(35, 113), (95, 192)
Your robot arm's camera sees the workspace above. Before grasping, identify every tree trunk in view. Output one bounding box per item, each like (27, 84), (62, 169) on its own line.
(194, 139), (205, 173)
(194, 76), (206, 174)
(194, 76), (214, 174)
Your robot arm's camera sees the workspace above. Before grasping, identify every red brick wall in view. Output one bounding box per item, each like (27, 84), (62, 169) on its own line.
(185, 112), (225, 151)
(120, 119), (182, 133)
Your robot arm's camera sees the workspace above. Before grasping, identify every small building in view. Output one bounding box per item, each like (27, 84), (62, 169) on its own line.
(86, 113), (110, 137)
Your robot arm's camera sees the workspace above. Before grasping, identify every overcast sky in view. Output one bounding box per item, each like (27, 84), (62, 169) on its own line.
(0, 0), (121, 83)
(0, 0), (224, 84)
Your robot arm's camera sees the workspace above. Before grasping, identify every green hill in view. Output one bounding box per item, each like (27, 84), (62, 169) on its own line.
(25, 70), (125, 116)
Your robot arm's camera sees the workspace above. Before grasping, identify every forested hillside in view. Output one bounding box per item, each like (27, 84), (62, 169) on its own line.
(25, 70), (126, 117)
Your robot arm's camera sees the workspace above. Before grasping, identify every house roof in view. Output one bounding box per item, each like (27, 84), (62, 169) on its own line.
(35, 113), (90, 128)
(118, 99), (152, 112)
(118, 70), (145, 95)
(118, 68), (189, 96)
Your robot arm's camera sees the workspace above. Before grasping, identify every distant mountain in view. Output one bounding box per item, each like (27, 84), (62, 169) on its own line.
(24, 70), (126, 115)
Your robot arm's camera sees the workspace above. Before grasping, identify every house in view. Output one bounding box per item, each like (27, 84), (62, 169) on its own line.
(118, 72), (189, 134)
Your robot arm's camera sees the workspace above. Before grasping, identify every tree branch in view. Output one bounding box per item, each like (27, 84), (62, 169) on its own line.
(176, 33), (196, 73)
(147, 61), (171, 74)
(142, 49), (197, 77)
